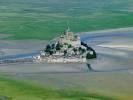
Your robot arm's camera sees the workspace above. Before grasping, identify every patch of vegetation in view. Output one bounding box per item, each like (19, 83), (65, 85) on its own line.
(0, 0), (133, 39)
(0, 76), (115, 100)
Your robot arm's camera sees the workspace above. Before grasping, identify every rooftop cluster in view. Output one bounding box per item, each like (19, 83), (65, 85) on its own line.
(37, 28), (96, 63)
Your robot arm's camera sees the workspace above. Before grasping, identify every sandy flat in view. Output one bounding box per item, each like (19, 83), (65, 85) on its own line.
(98, 44), (133, 51)
(1, 27), (133, 99)
(0, 40), (48, 56)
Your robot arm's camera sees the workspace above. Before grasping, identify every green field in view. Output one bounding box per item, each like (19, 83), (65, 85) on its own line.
(0, 0), (133, 39)
(0, 75), (115, 100)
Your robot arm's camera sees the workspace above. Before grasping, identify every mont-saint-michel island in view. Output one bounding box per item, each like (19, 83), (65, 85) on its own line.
(34, 28), (97, 63)
(1, 0), (133, 100)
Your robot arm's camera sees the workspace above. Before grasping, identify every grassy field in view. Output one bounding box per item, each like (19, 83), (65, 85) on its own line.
(0, 0), (133, 39)
(0, 75), (115, 100)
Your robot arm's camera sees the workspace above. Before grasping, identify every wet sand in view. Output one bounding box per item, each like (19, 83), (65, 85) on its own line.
(0, 40), (48, 56)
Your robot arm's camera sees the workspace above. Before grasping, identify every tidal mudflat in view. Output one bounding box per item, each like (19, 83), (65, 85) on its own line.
(0, 28), (133, 99)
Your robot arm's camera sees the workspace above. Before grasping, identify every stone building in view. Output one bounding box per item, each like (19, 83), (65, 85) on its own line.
(59, 28), (81, 47)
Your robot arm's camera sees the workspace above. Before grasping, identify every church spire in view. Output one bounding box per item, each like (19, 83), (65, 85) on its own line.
(64, 21), (70, 34)
(64, 26), (70, 35)
(66, 26), (70, 33)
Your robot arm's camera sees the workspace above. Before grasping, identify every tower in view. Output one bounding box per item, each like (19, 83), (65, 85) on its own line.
(64, 26), (70, 35)
(64, 27), (74, 40)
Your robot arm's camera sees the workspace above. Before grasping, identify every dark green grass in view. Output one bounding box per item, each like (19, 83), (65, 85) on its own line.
(0, 0), (133, 40)
(0, 76), (115, 100)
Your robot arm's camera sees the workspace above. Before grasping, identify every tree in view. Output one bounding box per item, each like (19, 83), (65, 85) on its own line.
(45, 44), (51, 53)
(64, 50), (67, 57)
(78, 47), (82, 51)
(49, 50), (54, 55)
(78, 47), (86, 55)
(78, 47), (82, 54)
(92, 50), (97, 58)
(51, 43), (55, 49)
(73, 48), (77, 55)
(56, 42), (61, 51)
(81, 48), (86, 54)
(86, 52), (91, 59)
(68, 44), (72, 48)
(86, 51), (96, 59)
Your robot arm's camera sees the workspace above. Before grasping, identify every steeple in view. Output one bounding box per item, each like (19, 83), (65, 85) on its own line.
(66, 26), (70, 32)
(64, 26), (70, 35)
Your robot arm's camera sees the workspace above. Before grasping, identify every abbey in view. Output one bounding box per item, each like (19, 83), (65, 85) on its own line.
(59, 27), (81, 47)
(34, 28), (97, 63)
